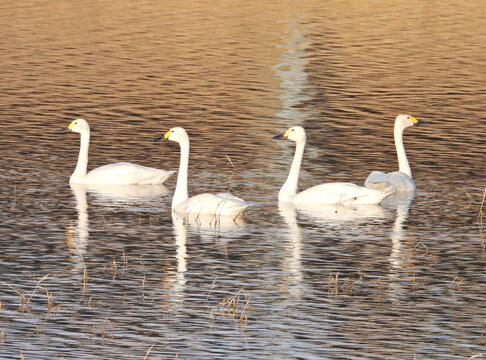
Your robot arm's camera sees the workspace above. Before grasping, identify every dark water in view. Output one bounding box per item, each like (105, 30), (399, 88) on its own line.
(1, 0), (485, 358)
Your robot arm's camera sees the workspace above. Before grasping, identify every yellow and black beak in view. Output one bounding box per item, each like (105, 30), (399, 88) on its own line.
(411, 116), (427, 126)
(153, 130), (172, 142)
(273, 132), (287, 140)
(60, 121), (74, 133)
(273, 128), (292, 140)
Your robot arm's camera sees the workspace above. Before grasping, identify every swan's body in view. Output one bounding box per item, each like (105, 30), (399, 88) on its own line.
(63, 119), (175, 185)
(365, 170), (416, 193)
(364, 114), (425, 193)
(156, 127), (248, 219)
(274, 126), (391, 205)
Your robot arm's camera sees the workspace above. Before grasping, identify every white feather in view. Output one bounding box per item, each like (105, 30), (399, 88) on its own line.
(275, 126), (391, 205)
(66, 119), (174, 185)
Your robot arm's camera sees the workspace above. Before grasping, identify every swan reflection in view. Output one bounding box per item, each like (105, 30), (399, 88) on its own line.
(168, 213), (188, 307)
(67, 183), (171, 272)
(66, 184), (90, 272)
(382, 194), (414, 299)
(173, 211), (246, 242)
(84, 183), (170, 204)
(289, 202), (388, 225)
(167, 212), (246, 305)
(278, 202), (306, 299)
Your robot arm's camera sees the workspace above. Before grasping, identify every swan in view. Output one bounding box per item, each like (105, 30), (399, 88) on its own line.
(364, 114), (425, 193)
(62, 119), (175, 185)
(274, 126), (392, 205)
(154, 127), (249, 219)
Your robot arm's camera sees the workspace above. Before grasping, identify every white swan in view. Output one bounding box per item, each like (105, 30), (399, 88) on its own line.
(154, 127), (249, 219)
(63, 119), (175, 185)
(364, 114), (425, 193)
(274, 126), (391, 205)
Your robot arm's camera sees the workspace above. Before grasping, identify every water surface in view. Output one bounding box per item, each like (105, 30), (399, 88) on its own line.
(1, 0), (485, 359)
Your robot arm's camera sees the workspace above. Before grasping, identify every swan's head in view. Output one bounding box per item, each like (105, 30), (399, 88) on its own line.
(63, 118), (90, 134)
(154, 127), (188, 144)
(273, 126), (306, 143)
(395, 114), (425, 129)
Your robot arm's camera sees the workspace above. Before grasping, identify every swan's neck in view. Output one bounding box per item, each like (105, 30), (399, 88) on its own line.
(279, 139), (305, 201)
(394, 123), (412, 178)
(172, 139), (190, 209)
(70, 131), (90, 183)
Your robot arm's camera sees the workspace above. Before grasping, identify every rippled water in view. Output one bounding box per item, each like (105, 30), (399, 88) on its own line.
(1, 0), (485, 358)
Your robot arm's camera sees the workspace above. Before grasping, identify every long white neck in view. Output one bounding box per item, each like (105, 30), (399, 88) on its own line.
(279, 138), (305, 201)
(70, 130), (90, 183)
(394, 123), (412, 178)
(172, 138), (190, 209)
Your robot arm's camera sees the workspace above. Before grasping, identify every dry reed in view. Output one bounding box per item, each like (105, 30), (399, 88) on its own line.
(0, 274), (49, 313)
(144, 343), (156, 360)
(217, 288), (251, 327)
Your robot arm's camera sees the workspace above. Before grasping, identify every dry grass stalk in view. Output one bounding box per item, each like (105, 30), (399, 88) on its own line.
(25, 274), (49, 311)
(413, 242), (430, 256)
(217, 288), (250, 326)
(43, 285), (61, 319)
(479, 187), (485, 225)
(45, 286), (53, 311)
(83, 265), (88, 294)
(11, 185), (17, 209)
(121, 250), (128, 271)
(206, 278), (218, 301)
(328, 272), (355, 296)
(412, 241), (438, 263)
(468, 354), (484, 360)
(0, 274), (49, 313)
(449, 275), (464, 292)
(142, 275), (146, 298)
(144, 343), (156, 360)
(112, 258), (118, 281)
(328, 271), (339, 297)
(411, 273), (417, 292)
(100, 317), (114, 339)
(225, 154), (235, 168)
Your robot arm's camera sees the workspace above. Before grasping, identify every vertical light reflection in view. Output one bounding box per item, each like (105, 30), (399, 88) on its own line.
(273, 16), (312, 126)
